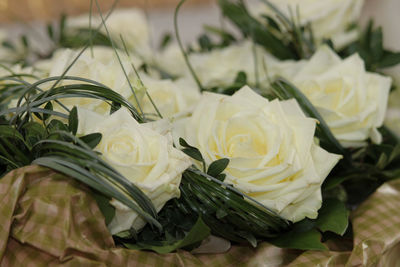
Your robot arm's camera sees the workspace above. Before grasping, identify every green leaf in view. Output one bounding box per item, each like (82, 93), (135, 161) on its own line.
(269, 229), (327, 250)
(182, 148), (204, 162)
(203, 24), (236, 45)
(47, 119), (69, 132)
(234, 71), (247, 85)
(159, 33), (172, 50)
(179, 138), (204, 162)
(378, 52), (400, 69)
(370, 27), (383, 62)
(79, 133), (102, 149)
(0, 125), (27, 144)
(47, 23), (54, 41)
(68, 106), (78, 135)
(198, 34), (213, 52)
(339, 20), (400, 71)
(207, 158), (229, 177)
(92, 190), (116, 225)
(124, 216), (211, 253)
(218, 0), (296, 60)
(22, 122), (46, 148)
(43, 101), (53, 121)
(268, 219), (327, 250)
(216, 173), (226, 182)
(315, 198), (349, 236)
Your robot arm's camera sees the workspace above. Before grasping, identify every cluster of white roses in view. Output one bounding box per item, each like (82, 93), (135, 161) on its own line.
(7, 1), (394, 235)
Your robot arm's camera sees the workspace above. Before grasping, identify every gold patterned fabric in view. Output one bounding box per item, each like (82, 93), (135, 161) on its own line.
(0, 165), (399, 266)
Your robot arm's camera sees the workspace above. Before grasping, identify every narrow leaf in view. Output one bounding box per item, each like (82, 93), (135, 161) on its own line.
(68, 106), (78, 135)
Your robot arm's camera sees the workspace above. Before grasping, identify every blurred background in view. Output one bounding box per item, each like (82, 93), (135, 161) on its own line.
(0, 0), (213, 22)
(0, 0), (397, 48)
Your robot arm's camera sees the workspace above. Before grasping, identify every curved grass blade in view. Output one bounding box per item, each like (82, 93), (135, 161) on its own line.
(36, 130), (158, 218)
(93, 0), (146, 121)
(33, 156), (160, 229)
(174, 0), (204, 91)
(178, 168), (291, 244)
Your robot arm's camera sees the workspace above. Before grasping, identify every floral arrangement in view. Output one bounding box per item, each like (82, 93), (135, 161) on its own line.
(0, 0), (400, 265)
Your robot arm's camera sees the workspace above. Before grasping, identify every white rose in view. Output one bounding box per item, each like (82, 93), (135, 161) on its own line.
(154, 44), (187, 78)
(156, 41), (274, 89)
(47, 46), (143, 115)
(188, 41), (273, 89)
(0, 29), (25, 63)
(174, 86), (341, 222)
(77, 108), (192, 234)
(279, 46), (391, 147)
(251, 0), (365, 49)
(140, 75), (200, 119)
(67, 8), (150, 55)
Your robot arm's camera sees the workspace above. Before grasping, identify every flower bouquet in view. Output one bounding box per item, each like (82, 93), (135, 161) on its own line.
(0, 0), (400, 266)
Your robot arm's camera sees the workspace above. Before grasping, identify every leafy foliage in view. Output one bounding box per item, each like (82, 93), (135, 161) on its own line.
(218, 0), (315, 60)
(116, 148), (292, 249)
(209, 71), (249, 96)
(118, 206), (210, 253)
(194, 25), (237, 52)
(0, 113), (160, 230)
(339, 21), (400, 72)
(178, 168), (291, 246)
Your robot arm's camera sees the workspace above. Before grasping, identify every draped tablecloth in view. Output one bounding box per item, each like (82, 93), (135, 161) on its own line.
(0, 165), (399, 266)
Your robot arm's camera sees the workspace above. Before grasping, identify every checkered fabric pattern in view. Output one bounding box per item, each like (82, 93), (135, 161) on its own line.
(0, 166), (399, 266)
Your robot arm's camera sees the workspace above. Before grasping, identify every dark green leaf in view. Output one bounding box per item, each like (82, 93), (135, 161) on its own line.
(182, 148), (204, 162)
(216, 173), (226, 182)
(198, 34), (213, 52)
(234, 71), (247, 85)
(21, 35), (29, 48)
(47, 23), (54, 41)
(110, 102), (121, 114)
(159, 33), (172, 50)
(203, 25), (236, 45)
(68, 106), (78, 135)
(261, 15), (281, 32)
(218, 0), (296, 60)
(92, 190), (116, 225)
(43, 101), (53, 121)
(370, 27), (383, 62)
(22, 122), (46, 148)
(269, 229), (326, 250)
(79, 133), (102, 149)
(48, 119), (69, 132)
(378, 52), (400, 69)
(207, 158), (229, 177)
(179, 138), (204, 162)
(315, 198), (349, 236)
(124, 216), (211, 253)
